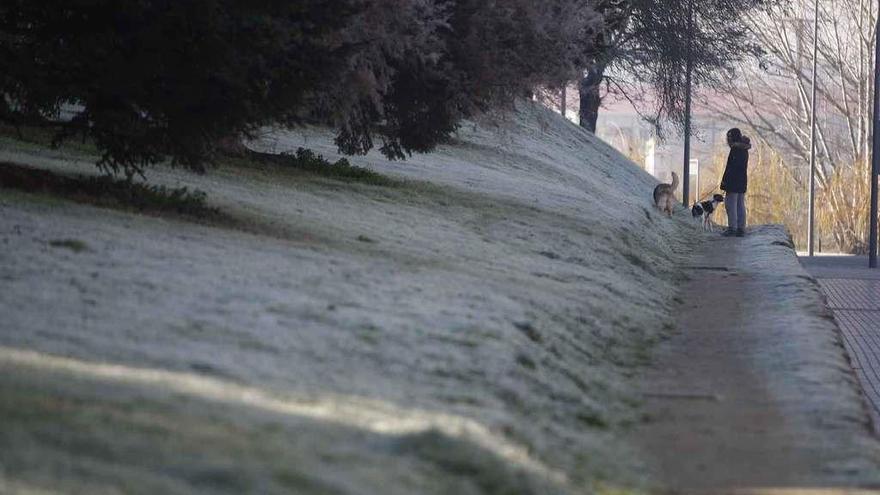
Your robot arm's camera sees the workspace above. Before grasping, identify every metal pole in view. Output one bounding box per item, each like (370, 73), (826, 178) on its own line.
(808, 0), (819, 256)
(682, 0), (693, 206)
(870, 0), (880, 267)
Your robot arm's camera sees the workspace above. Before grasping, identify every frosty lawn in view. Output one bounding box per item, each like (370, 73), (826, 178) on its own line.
(0, 102), (876, 493)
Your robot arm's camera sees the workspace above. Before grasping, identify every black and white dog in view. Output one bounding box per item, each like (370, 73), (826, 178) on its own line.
(691, 194), (725, 231)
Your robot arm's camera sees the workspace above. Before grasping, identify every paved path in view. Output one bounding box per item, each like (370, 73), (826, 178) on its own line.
(630, 227), (880, 493)
(800, 255), (880, 427)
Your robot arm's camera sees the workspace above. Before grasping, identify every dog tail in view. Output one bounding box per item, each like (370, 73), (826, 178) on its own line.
(670, 171), (679, 191)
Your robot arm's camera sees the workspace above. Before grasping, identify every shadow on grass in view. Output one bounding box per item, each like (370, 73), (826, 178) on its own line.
(0, 162), (221, 220)
(0, 162), (360, 246)
(0, 124), (397, 188)
(0, 122), (99, 157)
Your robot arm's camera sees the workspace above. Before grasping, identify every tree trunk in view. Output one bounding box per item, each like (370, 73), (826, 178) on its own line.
(560, 85), (567, 117)
(579, 64), (606, 133)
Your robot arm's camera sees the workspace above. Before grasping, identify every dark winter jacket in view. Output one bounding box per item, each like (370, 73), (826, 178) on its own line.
(720, 146), (749, 193)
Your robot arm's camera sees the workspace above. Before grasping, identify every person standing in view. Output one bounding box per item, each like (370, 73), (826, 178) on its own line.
(720, 128), (751, 237)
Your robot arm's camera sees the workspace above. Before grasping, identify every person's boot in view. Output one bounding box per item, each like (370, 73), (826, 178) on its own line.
(736, 228), (745, 237)
(721, 228), (736, 237)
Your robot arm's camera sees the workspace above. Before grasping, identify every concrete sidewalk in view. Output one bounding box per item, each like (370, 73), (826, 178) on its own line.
(630, 226), (880, 493)
(800, 254), (880, 427)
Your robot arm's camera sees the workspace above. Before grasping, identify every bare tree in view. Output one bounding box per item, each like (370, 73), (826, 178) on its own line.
(578, 0), (775, 135)
(704, 0), (877, 251)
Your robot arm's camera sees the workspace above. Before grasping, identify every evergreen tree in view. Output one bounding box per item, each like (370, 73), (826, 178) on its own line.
(1, 1), (602, 175)
(0, 0), (354, 176)
(321, 0), (601, 159)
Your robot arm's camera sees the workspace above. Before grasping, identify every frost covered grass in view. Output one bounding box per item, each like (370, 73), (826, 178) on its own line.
(0, 102), (693, 493)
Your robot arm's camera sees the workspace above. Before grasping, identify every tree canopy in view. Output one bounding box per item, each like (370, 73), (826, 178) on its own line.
(1, 0), (602, 176)
(0, 0), (353, 175)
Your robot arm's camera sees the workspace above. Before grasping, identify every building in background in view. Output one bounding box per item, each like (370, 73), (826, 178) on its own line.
(547, 85), (729, 202)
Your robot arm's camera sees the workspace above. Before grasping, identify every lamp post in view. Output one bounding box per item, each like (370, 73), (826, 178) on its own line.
(808, 0), (819, 256)
(682, 0), (693, 206)
(870, 0), (880, 267)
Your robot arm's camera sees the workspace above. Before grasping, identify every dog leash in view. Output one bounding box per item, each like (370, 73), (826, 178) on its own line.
(694, 191), (721, 205)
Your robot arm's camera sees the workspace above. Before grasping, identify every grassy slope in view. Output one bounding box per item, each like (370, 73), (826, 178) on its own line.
(0, 103), (693, 494)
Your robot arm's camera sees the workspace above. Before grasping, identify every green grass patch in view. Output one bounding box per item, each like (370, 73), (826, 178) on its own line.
(622, 251), (653, 274)
(48, 238), (89, 253)
(0, 122), (99, 157)
(0, 162), (219, 219)
(575, 410), (609, 429)
(515, 352), (537, 370)
(227, 147), (398, 187)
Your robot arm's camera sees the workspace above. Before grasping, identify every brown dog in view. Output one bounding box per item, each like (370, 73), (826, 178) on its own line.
(652, 172), (679, 217)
